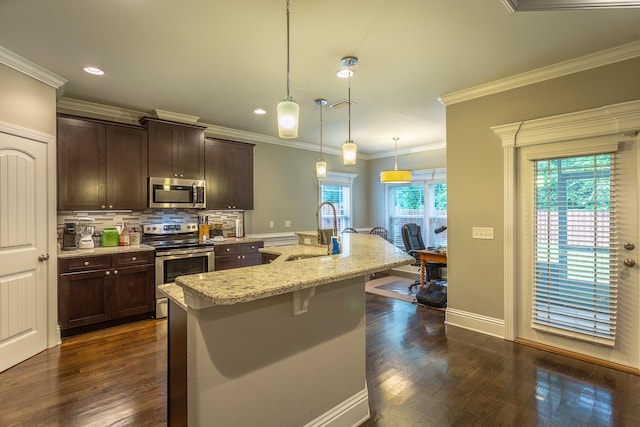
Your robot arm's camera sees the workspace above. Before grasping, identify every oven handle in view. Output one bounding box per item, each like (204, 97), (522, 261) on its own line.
(156, 248), (215, 258)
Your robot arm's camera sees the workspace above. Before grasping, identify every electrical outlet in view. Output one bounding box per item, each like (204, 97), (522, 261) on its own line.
(269, 221), (274, 228)
(285, 220), (291, 228)
(472, 227), (494, 240)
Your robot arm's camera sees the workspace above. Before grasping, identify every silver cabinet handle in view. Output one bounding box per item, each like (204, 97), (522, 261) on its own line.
(132, 257), (137, 261)
(84, 261), (90, 266)
(114, 270), (118, 275)
(105, 271), (110, 276)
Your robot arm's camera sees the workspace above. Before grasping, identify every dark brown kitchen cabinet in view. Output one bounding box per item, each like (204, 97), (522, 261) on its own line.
(142, 117), (205, 180)
(58, 251), (154, 336)
(205, 138), (255, 210)
(214, 241), (264, 271)
(57, 116), (147, 211)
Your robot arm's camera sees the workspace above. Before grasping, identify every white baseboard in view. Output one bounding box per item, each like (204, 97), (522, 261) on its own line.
(445, 308), (505, 339)
(304, 386), (370, 427)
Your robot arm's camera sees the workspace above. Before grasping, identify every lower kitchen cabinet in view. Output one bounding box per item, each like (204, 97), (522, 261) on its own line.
(58, 251), (155, 335)
(214, 241), (264, 271)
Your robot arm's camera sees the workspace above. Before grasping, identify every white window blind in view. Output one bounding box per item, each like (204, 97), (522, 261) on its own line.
(532, 152), (618, 346)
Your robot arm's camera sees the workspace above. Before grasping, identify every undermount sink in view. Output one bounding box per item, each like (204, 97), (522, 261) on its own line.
(284, 253), (325, 262)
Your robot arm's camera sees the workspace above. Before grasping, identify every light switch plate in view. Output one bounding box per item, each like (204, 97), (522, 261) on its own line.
(472, 227), (494, 239)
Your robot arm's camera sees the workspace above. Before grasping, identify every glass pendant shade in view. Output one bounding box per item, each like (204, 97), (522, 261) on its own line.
(277, 98), (299, 138)
(342, 141), (357, 165)
(380, 169), (412, 183)
(316, 159), (327, 178)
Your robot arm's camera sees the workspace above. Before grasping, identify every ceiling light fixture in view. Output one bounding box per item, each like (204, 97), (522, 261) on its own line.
(341, 56), (358, 166)
(83, 66), (104, 76)
(315, 98), (328, 178)
(254, 108), (267, 115)
(380, 137), (413, 183)
(276, 0), (299, 139)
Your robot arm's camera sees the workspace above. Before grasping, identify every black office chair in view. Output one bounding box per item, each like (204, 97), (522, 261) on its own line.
(342, 227), (358, 233)
(402, 223), (446, 291)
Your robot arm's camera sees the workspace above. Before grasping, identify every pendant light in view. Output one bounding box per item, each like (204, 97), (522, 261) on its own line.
(315, 98), (328, 178)
(276, 0), (299, 138)
(341, 56), (358, 165)
(380, 137), (413, 183)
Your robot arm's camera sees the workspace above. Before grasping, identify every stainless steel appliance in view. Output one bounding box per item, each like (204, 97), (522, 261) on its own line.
(148, 177), (206, 209)
(143, 223), (215, 318)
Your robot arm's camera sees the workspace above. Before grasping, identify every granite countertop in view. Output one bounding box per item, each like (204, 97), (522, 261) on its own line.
(175, 233), (414, 307)
(158, 283), (187, 310)
(58, 244), (155, 258)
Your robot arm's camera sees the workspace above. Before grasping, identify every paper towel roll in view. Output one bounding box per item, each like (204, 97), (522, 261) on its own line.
(235, 219), (244, 238)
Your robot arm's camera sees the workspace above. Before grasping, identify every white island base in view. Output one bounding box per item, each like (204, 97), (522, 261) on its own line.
(185, 276), (370, 427)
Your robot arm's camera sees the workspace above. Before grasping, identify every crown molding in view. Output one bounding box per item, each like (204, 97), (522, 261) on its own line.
(441, 40), (640, 106)
(491, 99), (640, 147)
(502, 0), (640, 12)
(0, 46), (67, 95)
(0, 119), (55, 144)
(56, 97), (444, 159)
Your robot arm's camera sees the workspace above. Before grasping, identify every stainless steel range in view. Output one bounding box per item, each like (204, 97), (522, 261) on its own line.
(143, 223), (215, 318)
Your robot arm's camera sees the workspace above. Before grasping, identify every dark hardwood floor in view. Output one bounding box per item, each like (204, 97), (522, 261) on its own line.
(2, 293), (639, 426)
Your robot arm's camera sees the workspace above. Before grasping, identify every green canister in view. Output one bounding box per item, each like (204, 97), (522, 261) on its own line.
(101, 227), (120, 247)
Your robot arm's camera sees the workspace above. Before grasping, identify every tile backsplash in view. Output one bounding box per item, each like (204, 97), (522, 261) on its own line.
(58, 209), (244, 241)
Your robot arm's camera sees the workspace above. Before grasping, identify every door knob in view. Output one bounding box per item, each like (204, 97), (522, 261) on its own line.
(624, 259), (636, 267)
(38, 254), (49, 262)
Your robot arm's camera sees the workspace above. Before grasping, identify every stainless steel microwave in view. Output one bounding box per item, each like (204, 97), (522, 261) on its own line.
(149, 177), (206, 209)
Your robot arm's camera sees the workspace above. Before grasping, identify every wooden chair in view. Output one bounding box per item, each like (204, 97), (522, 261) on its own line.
(369, 226), (389, 241)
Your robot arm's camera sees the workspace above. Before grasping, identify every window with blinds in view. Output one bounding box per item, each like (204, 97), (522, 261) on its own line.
(532, 153), (618, 346)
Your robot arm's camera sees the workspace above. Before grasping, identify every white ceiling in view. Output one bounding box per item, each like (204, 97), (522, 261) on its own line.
(1, 1), (640, 157)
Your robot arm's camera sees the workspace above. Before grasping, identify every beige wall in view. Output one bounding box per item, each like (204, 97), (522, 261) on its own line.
(446, 57), (640, 320)
(246, 143), (369, 234)
(0, 64), (56, 134)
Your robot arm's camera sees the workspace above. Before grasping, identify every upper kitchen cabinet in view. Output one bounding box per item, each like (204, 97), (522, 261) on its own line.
(205, 138), (255, 210)
(57, 116), (147, 211)
(141, 117), (205, 180)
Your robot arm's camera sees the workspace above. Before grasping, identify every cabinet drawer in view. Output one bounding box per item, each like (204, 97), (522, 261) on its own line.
(215, 244), (241, 256)
(240, 242), (263, 253)
(113, 251), (154, 267)
(59, 255), (112, 273)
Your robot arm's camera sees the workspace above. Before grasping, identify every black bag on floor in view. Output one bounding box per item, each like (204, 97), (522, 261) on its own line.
(415, 282), (447, 308)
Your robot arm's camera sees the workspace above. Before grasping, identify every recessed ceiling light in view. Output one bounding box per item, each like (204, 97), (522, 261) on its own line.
(83, 66), (104, 76)
(254, 108), (267, 115)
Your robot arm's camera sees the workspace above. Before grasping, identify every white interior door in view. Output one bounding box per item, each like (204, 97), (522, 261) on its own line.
(0, 131), (48, 372)
(517, 135), (639, 369)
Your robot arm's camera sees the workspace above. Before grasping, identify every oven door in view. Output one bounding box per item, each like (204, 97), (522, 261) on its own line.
(155, 250), (214, 318)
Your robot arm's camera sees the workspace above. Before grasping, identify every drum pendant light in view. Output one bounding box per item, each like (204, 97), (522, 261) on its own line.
(380, 137), (413, 183)
(277, 0), (299, 138)
(341, 56), (358, 165)
(315, 99), (328, 178)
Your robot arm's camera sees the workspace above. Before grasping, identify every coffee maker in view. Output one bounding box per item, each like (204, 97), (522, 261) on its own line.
(62, 223), (77, 250)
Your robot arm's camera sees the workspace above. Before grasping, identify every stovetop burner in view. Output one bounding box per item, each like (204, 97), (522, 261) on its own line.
(142, 223), (214, 252)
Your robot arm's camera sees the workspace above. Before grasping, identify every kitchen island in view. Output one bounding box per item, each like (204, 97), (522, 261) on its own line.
(162, 233), (413, 427)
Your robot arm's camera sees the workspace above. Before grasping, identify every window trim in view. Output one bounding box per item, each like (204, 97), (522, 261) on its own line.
(318, 171), (358, 230)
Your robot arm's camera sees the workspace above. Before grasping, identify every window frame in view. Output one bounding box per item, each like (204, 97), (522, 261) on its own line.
(318, 171), (357, 232)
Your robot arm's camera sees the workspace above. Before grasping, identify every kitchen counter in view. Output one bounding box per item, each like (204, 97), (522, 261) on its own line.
(175, 233), (412, 308)
(57, 244), (155, 258)
(168, 234), (413, 427)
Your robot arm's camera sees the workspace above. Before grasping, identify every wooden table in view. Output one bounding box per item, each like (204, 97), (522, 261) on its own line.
(415, 249), (447, 286)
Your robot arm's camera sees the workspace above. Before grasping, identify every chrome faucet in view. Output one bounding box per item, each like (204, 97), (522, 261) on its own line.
(316, 201), (338, 246)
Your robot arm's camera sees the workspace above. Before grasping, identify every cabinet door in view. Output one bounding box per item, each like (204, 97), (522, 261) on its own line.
(205, 139), (254, 210)
(227, 142), (254, 210)
(58, 270), (111, 330)
(147, 120), (175, 178)
(111, 264), (155, 319)
(240, 252), (262, 268)
(106, 125), (148, 209)
(214, 255), (239, 271)
(204, 138), (231, 209)
(175, 126), (205, 180)
(57, 117), (106, 211)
